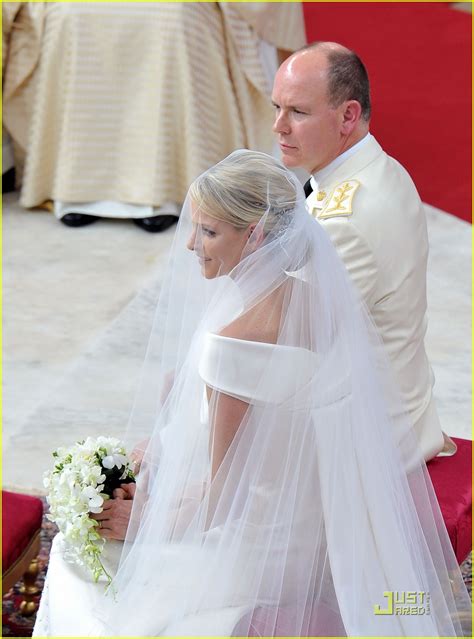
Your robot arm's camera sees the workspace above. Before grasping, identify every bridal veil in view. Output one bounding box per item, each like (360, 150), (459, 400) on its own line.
(91, 150), (470, 636)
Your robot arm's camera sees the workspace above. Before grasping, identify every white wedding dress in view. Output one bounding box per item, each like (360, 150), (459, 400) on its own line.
(33, 334), (466, 637)
(34, 333), (334, 637)
(33, 322), (470, 637)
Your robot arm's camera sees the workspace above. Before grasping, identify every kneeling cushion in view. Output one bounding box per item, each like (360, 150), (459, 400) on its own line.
(2, 491), (43, 574)
(427, 436), (472, 564)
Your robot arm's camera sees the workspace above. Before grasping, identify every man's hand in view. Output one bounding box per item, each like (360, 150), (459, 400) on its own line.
(91, 483), (136, 540)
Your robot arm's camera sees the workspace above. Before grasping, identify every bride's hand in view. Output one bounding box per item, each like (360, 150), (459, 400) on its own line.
(91, 483), (136, 540)
(130, 439), (149, 475)
(112, 482), (136, 500)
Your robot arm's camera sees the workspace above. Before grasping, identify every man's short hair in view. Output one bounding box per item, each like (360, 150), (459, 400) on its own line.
(303, 42), (371, 121)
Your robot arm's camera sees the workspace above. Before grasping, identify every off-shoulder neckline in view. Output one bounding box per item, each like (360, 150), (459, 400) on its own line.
(206, 332), (317, 356)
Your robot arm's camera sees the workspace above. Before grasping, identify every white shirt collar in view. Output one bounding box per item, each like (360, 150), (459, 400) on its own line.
(310, 132), (371, 192)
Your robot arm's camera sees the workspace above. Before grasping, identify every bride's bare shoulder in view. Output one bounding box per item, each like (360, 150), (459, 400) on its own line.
(219, 280), (294, 345)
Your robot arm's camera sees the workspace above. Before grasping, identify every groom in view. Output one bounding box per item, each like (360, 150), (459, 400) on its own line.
(272, 41), (455, 462)
(97, 40), (455, 542)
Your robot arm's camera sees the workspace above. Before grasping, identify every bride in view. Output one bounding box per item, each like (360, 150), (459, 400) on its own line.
(34, 150), (470, 637)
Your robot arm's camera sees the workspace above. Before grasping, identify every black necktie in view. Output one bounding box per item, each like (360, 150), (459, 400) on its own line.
(303, 178), (313, 198)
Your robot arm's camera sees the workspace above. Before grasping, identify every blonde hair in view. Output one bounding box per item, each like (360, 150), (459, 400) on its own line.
(189, 150), (297, 233)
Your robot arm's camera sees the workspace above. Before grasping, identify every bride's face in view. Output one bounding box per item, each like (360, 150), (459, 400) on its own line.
(187, 208), (251, 279)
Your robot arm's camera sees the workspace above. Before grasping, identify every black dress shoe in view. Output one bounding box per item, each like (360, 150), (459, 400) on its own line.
(133, 215), (178, 233)
(60, 213), (99, 227)
(2, 168), (16, 193)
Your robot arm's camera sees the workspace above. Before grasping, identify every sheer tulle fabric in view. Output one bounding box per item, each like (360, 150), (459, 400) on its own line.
(91, 151), (470, 636)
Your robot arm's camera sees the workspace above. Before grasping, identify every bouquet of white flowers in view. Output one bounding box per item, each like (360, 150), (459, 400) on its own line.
(44, 436), (135, 583)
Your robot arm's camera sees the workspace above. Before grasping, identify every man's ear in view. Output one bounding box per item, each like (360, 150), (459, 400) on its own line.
(341, 100), (362, 135)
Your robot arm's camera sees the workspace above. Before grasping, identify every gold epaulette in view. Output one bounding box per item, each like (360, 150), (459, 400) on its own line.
(316, 179), (361, 220)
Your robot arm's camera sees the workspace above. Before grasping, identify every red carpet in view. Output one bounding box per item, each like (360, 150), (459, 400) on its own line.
(303, 2), (471, 222)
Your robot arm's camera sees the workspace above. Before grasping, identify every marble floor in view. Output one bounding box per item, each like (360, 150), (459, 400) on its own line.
(2, 192), (472, 493)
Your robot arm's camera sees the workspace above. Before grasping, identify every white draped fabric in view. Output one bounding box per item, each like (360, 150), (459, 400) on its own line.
(3, 2), (305, 213)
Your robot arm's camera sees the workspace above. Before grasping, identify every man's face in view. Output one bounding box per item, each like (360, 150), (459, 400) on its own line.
(272, 53), (345, 174)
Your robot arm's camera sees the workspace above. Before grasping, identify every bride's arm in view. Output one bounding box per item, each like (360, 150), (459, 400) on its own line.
(155, 387), (250, 536)
(207, 387), (250, 480)
(96, 380), (251, 537)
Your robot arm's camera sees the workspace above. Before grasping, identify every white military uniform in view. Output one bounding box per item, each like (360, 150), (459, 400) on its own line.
(306, 134), (452, 462)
